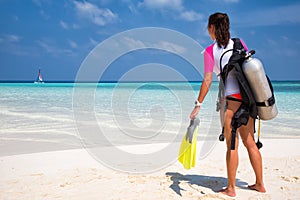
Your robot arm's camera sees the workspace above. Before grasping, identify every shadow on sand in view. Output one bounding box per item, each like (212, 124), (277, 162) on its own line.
(166, 172), (248, 197)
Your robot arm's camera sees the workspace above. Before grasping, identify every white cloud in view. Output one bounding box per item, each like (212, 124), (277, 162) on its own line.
(139, 0), (183, 11)
(72, 24), (80, 29)
(123, 37), (147, 49)
(68, 39), (78, 48)
(60, 20), (69, 29)
(36, 39), (56, 53)
(7, 34), (22, 42)
(121, 37), (186, 54)
(154, 41), (186, 54)
(32, 0), (52, 7)
(235, 3), (300, 26)
(0, 34), (31, 56)
(74, 1), (118, 26)
(264, 38), (299, 57)
(32, 0), (42, 7)
(128, 4), (139, 14)
(39, 10), (50, 20)
(36, 38), (76, 56)
(89, 37), (98, 47)
(223, 0), (239, 3)
(0, 34), (22, 43)
(137, 0), (203, 22)
(179, 10), (203, 21)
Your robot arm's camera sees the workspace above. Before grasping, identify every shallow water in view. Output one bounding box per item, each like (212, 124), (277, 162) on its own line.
(0, 81), (299, 155)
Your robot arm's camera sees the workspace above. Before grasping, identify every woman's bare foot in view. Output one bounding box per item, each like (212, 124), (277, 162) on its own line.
(248, 183), (266, 193)
(219, 187), (236, 197)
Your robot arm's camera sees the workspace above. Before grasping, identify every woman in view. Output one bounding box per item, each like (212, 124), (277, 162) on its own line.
(190, 12), (266, 197)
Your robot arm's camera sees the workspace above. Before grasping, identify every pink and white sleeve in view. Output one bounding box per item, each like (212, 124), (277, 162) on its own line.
(204, 44), (214, 73)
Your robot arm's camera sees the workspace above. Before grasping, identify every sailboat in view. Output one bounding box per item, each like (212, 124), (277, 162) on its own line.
(34, 68), (44, 83)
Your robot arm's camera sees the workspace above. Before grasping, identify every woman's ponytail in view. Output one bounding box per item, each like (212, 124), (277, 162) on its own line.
(208, 12), (230, 48)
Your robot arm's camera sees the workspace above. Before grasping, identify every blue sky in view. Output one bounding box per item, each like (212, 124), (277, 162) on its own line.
(1, 0), (300, 81)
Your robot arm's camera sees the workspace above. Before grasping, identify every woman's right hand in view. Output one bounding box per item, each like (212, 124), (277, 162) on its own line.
(190, 106), (200, 120)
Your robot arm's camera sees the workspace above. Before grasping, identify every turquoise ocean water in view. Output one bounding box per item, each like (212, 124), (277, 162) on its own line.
(0, 81), (299, 156)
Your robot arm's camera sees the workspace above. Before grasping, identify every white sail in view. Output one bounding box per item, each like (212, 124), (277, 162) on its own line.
(34, 69), (44, 83)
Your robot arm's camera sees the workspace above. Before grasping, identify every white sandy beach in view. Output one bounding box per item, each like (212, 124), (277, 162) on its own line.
(1, 139), (300, 200)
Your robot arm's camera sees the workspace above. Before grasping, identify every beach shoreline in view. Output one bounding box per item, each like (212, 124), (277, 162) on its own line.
(1, 139), (300, 200)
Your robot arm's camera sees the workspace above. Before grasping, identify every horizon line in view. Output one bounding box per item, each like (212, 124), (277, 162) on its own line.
(0, 80), (299, 84)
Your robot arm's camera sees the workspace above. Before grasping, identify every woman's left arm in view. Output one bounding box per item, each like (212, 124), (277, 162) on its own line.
(190, 72), (213, 119)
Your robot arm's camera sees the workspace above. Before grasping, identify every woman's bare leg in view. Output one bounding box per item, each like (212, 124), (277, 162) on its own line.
(220, 100), (241, 197)
(239, 118), (266, 193)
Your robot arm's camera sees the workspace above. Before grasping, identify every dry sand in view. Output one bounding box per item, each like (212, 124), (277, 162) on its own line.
(1, 139), (300, 200)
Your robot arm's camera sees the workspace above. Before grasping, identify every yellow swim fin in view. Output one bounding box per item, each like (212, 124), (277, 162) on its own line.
(178, 118), (200, 170)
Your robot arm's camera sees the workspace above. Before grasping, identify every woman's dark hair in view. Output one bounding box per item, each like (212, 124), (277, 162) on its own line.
(208, 12), (230, 48)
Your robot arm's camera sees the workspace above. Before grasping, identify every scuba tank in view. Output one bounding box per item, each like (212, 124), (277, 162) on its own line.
(242, 51), (278, 120)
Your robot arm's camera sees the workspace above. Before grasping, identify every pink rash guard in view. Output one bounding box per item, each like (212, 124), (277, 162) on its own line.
(204, 38), (248, 97)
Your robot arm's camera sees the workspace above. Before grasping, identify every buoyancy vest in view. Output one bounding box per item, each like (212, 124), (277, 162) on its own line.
(219, 38), (277, 150)
(219, 38), (258, 150)
(219, 38), (258, 119)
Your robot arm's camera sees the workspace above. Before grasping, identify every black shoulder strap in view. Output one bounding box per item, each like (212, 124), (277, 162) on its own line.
(219, 38), (244, 84)
(232, 38), (242, 50)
